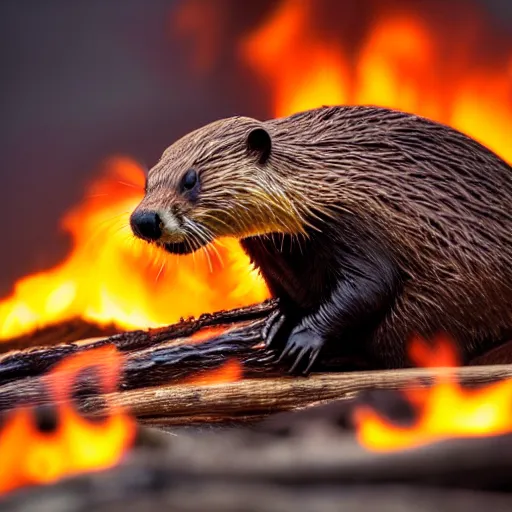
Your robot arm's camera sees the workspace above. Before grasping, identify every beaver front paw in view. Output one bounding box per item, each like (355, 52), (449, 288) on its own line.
(278, 324), (325, 375)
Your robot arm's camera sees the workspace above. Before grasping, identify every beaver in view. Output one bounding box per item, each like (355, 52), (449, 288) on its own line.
(130, 105), (512, 373)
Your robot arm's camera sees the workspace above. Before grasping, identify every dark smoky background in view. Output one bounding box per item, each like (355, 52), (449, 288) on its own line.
(0, 0), (511, 296)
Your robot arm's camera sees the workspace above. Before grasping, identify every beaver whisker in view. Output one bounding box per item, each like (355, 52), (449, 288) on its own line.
(292, 231), (306, 256)
(193, 221), (224, 269)
(155, 261), (166, 283)
(185, 219), (213, 272)
(268, 233), (281, 254)
(186, 235), (197, 269)
(196, 210), (233, 233)
(188, 231), (206, 255)
(202, 238), (218, 272)
(280, 233), (286, 253)
(96, 211), (132, 232)
(116, 180), (141, 190)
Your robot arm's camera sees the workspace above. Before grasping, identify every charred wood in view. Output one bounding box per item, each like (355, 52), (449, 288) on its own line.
(0, 300), (278, 387)
(0, 318), (120, 355)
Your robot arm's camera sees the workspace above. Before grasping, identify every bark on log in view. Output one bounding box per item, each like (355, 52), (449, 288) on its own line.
(2, 361), (511, 426)
(86, 363), (512, 424)
(0, 318), (120, 355)
(0, 300), (278, 387)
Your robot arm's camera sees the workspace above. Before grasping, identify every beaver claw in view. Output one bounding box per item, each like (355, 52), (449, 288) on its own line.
(262, 310), (287, 348)
(263, 312), (324, 373)
(278, 324), (324, 375)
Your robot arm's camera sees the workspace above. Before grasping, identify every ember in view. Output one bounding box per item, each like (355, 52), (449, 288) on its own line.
(354, 336), (512, 452)
(181, 359), (243, 385)
(0, 346), (135, 496)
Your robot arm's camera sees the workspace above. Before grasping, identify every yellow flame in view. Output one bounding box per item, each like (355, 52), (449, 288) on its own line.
(0, 157), (269, 340)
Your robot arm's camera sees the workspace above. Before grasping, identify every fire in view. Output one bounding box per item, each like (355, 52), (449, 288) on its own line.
(241, 0), (350, 117)
(1, 0), (511, 341)
(354, 336), (512, 452)
(241, 0), (512, 164)
(0, 346), (135, 495)
(181, 359), (243, 385)
(0, 157), (269, 340)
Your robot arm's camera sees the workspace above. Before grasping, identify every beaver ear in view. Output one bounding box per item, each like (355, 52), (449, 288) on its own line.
(247, 127), (272, 165)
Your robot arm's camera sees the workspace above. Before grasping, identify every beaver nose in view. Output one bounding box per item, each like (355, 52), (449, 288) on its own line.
(130, 210), (162, 242)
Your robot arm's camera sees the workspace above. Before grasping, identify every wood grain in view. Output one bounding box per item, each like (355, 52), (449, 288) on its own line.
(86, 363), (512, 423)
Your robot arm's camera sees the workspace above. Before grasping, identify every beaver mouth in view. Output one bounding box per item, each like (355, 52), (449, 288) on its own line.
(161, 234), (213, 255)
(162, 241), (201, 255)
(157, 217), (215, 255)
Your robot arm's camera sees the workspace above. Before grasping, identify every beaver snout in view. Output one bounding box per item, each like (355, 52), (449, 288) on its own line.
(130, 210), (162, 242)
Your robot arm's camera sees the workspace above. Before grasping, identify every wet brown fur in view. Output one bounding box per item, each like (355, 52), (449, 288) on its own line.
(133, 105), (512, 370)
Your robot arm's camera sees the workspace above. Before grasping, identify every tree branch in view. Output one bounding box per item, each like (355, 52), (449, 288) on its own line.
(81, 364), (512, 425)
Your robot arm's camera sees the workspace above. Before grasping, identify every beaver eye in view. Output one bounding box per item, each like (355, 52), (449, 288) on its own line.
(180, 168), (199, 193)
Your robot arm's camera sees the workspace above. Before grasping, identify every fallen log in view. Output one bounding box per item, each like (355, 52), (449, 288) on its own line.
(0, 318), (120, 355)
(2, 358), (512, 426)
(89, 363), (512, 425)
(0, 300), (278, 388)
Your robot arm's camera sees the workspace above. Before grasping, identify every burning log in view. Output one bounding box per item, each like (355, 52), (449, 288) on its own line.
(0, 300), (277, 387)
(1, 300), (512, 425)
(0, 318), (120, 355)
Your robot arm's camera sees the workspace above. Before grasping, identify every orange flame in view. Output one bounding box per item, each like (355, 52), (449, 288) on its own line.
(241, 0), (350, 117)
(241, 0), (512, 164)
(0, 346), (136, 495)
(182, 358), (243, 386)
(0, 157), (269, 340)
(354, 337), (512, 452)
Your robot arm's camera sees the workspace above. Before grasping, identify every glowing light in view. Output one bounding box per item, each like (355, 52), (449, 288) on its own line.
(0, 346), (136, 495)
(0, 157), (270, 340)
(241, 0), (512, 168)
(354, 337), (512, 452)
(241, 0), (350, 118)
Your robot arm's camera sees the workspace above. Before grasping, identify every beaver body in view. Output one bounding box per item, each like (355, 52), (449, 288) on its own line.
(130, 105), (512, 372)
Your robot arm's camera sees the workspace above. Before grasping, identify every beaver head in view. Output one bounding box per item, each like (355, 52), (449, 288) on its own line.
(130, 116), (307, 254)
